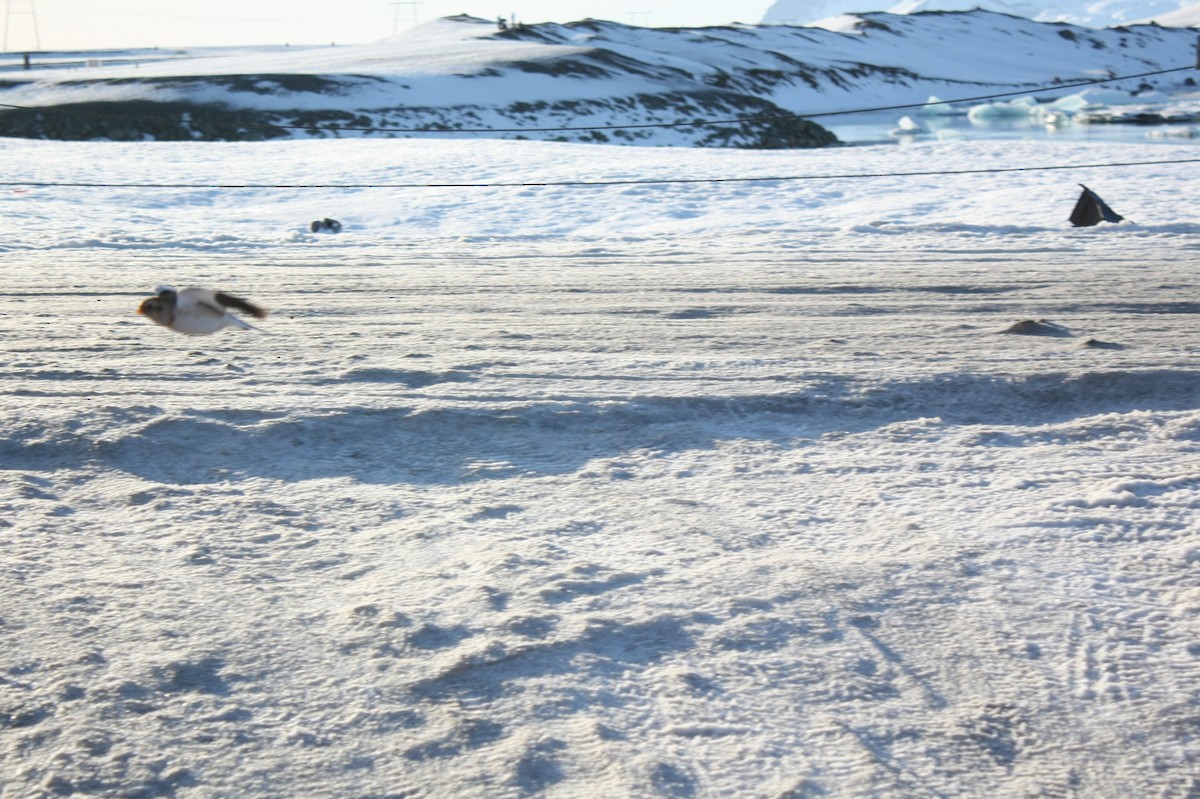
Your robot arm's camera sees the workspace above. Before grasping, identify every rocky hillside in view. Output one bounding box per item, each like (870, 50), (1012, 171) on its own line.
(0, 11), (1195, 147)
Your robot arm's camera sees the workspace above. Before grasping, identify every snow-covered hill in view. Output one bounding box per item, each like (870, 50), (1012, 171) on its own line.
(0, 11), (1196, 146)
(764, 0), (1200, 28)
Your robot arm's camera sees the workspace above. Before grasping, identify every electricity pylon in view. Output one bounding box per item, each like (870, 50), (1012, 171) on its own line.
(3, 0), (41, 52)
(390, 2), (420, 36)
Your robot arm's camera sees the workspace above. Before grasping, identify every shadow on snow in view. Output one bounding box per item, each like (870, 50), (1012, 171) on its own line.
(4, 369), (1200, 485)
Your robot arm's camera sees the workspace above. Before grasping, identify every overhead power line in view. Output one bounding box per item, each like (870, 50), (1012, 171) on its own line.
(4, 157), (1198, 191)
(0, 65), (1190, 136)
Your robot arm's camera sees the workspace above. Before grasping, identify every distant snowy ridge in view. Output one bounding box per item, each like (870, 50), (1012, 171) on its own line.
(1137, 1), (1200, 24)
(0, 11), (1195, 146)
(763, 0), (1200, 28)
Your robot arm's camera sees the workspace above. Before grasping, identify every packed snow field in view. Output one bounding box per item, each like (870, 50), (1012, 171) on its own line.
(2, 137), (1200, 798)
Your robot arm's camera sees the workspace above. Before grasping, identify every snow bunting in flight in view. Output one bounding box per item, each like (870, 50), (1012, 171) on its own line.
(138, 286), (267, 335)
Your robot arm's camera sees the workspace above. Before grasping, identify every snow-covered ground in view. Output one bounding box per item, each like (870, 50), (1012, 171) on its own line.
(2, 136), (1200, 798)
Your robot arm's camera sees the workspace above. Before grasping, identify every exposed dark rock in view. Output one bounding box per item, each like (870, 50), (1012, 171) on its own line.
(0, 91), (837, 148)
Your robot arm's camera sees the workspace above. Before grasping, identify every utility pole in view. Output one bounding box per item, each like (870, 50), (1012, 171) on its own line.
(390, 2), (421, 36)
(3, 0), (41, 52)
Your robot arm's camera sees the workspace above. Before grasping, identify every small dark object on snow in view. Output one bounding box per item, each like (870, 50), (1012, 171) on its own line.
(1002, 320), (1072, 337)
(1083, 338), (1125, 350)
(1069, 184), (1123, 227)
(311, 218), (343, 233)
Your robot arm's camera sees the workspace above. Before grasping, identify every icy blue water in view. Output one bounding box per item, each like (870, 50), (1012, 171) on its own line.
(827, 110), (1198, 145)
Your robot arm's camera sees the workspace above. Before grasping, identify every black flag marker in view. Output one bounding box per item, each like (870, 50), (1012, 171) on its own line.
(1069, 184), (1124, 227)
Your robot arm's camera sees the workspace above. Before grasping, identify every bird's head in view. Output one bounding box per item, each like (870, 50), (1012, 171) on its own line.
(138, 296), (170, 325)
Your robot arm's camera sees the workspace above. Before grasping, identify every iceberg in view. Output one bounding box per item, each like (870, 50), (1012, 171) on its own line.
(918, 95), (959, 116)
(966, 96), (1037, 122)
(891, 114), (927, 135)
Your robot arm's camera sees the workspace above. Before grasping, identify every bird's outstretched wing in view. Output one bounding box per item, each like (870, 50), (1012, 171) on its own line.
(215, 291), (268, 319)
(175, 288), (267, 321)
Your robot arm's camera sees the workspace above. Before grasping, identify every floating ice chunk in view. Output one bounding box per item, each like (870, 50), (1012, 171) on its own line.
(1064, 87), (1157, 107)
(1043, 111), (1071, 128)
(1030, 106), (1071, 127)
(967, 96), (1037, 121)
(1047, 87), (1164, 113)
(919, 96), (957, 116)
(890, 115), (927, 136)
(1050, 93), (1091, 113)
(966, 103), (1000, 121)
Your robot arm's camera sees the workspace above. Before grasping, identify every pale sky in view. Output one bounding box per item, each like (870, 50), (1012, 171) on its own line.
(2, 1), (774, 51)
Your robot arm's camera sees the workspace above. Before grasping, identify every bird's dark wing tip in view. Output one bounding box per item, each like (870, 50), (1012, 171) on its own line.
(214, 291), (268, 319)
